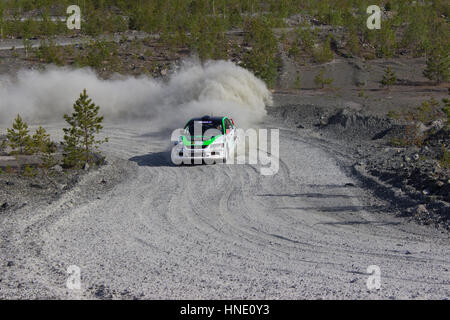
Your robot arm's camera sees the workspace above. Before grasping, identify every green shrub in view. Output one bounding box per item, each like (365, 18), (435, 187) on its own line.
(288, 45), (301, 60)
(242, 17), (280, 88)
(441, 144), (450, 168)
(381, 66), (396, 89)
(312, 36), (334, 63)
(346, 28), (361, 57)
(411, 98), (443, 124)
(23, 165), (36, 177)
(400, 10), (432, 57)
(423, 44), (450, 84)
(387, 110), (400, 119)
(314, 68), (333, 89)
(188, 17), (228, 61)
(443, 88), (450, 128)
(31, 126), (55, 154)
(388, 98), (445, 147)
(75, 40), (119, 70)
(295, 25), (316, 55)
(36, 39), (63, 65)
(295, 75), (301, 89)
(375, 23), (397, 58)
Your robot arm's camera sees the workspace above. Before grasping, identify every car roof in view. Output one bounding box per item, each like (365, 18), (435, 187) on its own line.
(189, 116), (226, 122)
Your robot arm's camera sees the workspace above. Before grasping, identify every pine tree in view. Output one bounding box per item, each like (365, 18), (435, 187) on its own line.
(31, 126), (51, 153)
(423, 44), (450, 84)
(31, 126), (57, 168)
(63, 89), (108, 168)
(62, 126), (82, 168)
(6, 114), (31, 154)
(381, 66), (396, 89)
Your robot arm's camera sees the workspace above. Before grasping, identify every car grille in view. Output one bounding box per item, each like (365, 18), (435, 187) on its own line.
(187, 145), (208, 149)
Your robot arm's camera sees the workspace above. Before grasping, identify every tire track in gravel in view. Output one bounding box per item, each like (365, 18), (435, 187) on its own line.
(1, 120), (448, 299)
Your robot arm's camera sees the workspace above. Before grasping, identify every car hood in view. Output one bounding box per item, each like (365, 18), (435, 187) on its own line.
(181, 135), (224, 147)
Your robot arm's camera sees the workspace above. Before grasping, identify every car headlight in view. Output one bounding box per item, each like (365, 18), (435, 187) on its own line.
(174, 136), (183, 146)
(210, 143), (225, 150)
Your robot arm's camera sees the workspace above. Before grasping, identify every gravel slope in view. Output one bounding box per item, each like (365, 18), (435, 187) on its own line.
(0, 119), (449, 300)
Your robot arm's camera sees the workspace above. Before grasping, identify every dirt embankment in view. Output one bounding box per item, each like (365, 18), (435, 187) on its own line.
(270, 93), (449, 230)
(0, 134), (113, 215)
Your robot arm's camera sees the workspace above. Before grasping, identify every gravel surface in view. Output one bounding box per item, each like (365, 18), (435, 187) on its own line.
(0, 117), (448, 299)
(0, 30), (448, 299)
(269, 95), (449, 230)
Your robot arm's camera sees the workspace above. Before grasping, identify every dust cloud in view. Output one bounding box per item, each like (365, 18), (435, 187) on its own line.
(0, 60), (272, 129)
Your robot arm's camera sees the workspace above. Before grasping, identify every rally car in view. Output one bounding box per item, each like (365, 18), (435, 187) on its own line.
(172, 115), (238, 164)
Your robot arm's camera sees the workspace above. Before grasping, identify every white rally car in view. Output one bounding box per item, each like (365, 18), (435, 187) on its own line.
(172, 115), (238, 164)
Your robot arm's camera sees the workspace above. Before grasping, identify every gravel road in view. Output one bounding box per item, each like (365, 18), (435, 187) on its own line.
(0, 115), (449, 300)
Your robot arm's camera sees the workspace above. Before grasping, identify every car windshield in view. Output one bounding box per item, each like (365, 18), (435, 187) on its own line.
(184, 120), (223, 137)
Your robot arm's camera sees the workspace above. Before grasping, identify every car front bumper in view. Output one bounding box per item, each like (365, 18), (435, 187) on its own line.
(171, 146), (225, 164)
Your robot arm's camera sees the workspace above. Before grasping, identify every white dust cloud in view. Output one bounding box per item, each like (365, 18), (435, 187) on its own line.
(0, 60), (272, 129)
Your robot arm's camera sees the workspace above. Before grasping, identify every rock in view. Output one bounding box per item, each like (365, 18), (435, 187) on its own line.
(393, 188), (403, 197)
(403, 155), (411, 162)
(1, 202), (7, 210)
(160, 69), (167, 76)
(413, 154), (420, 161)
(52, 165), (63, 173)
(6, 181), (14, 186)
(422, 189), (430, 196)
(310, 18), (323, 25)
(345, 183), (356, 187)
(29, 183), (44, 189)
(416, 204), (428, 215)
(83, 162), (90, 171)
(416, 122), (428, 134)
(6, 261), (14, 267)
(430, 119), (444, 131)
